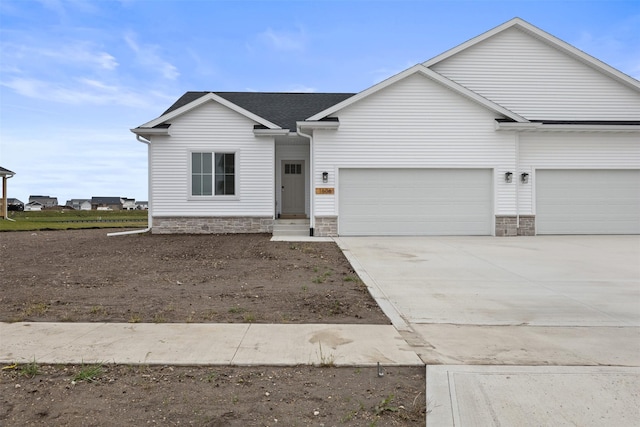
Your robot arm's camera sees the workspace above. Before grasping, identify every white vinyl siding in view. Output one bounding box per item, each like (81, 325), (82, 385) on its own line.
(150, 101), (274, 217)
(313, 72), (515, 218)
(536, 170), (640, 234)
(339, 168), (492, 235)
(430, 27), (640, 120)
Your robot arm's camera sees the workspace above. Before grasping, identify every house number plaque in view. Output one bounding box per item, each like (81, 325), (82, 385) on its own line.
(315, 187), (335, 195)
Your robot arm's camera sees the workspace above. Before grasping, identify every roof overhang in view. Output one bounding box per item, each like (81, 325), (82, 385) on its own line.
(296, 120), (341, 131)
(0, 168), (15, 178)
(130, 126), (171, 138)
(496, 120), (640, 132)
(253, 127), (291, 136)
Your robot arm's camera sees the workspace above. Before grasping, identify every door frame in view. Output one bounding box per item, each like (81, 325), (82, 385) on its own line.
(280, 159), (307, 218)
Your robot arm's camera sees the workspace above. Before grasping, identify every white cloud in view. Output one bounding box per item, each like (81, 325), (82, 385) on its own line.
(0, 76), (161, 109)
(124, 31), (179, 80)
(258, 27), (306, 51)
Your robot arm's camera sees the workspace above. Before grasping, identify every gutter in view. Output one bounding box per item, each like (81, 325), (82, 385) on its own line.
(108, 134), (153, 237)
(296, 126), (315, 236)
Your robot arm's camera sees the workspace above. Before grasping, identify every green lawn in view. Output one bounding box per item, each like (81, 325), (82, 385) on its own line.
(0, 210), (148, 232)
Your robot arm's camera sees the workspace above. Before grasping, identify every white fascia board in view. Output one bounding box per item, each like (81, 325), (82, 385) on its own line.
(496, 122), (640, 132)
(139, 92), (282, 129)
(130, 127), (170, 136)
(296, 120), (340, 130)
(424, 17), (640, 92)
(308, 64), (527, 123)
(253, 128), (291, 136)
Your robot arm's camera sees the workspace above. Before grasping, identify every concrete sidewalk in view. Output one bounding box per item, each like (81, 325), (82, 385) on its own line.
(0, 322), (423, 367)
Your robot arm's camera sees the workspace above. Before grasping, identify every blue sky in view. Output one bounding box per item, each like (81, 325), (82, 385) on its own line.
(1, 0), (638, 205)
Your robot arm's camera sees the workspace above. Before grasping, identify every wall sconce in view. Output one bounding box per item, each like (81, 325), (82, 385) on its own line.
(322, 171), (329, 183)
(504, 172), (513, 183)
(520, 172), (529, 184)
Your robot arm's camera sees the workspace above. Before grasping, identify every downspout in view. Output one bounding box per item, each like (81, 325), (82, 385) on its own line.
(515, 132), (520, 230)
(296, 127), (314, 236)
(107, 134), (152, 236)
(3, 173), (15, 221)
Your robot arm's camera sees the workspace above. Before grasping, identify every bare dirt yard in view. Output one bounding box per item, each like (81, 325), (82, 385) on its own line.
(0, 229), (426, 425)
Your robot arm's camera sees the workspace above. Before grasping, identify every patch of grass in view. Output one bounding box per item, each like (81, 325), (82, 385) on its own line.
(373, 394), (399, 416)
(316, 343), (335, 367)
(23, 302), (49, 317)
(0, 209), (148, 232)
(243, 313), (256, 323)
(312, 270), (332, 284)
(20, 358), (40, 378)
(153, 313), (167, 323)
(228, 306), (246, 314)
(201, 309), (217, 321)
(343, 275), (358, 282)
(73, 362), (103, 383)
(128, 314), (142, 323)
(205, 371), (218, 383)
(89, 305), (107, 316)
(328, 299), (344, 315)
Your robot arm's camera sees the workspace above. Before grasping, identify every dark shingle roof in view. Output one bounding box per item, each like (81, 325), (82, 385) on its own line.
(162, 92), (356, 130)
(0, 166), (16, 176)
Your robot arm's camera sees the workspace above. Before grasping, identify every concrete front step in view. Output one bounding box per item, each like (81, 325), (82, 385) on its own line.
(273, 219), (310, 236)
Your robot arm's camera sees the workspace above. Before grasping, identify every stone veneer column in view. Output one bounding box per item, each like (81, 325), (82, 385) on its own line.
(495, 216), (535, 237)
(314, 216), (338, 237)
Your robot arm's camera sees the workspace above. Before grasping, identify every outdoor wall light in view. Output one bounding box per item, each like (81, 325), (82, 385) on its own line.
(520, 172), (529, 184)
(504, 172), (513, 183)
(322, 171), (329, 183)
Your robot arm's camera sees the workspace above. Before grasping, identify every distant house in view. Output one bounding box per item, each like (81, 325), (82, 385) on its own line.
(7, 198), (24, 211)
(121, 198), (136, 210)
(1, 166), (16, 219)
(29, 195), (58, 208)
(91, 196), (123, 210)
(66, 199), (92, 210)
(24, 201), (43, 212)
(135, 201), (149, 210)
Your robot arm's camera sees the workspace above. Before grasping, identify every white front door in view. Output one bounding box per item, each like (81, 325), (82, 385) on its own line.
(281, 160), (305, 216)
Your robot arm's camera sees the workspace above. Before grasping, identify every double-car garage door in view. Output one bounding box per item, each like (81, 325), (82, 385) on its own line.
(338, 168), (493, 236)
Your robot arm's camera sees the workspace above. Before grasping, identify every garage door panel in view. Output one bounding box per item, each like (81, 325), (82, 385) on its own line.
(339, 168), (493, 236)
(536, 169), (640, 235)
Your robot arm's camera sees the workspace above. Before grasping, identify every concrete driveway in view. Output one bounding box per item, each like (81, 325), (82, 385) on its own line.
(336, 236), (640, 426)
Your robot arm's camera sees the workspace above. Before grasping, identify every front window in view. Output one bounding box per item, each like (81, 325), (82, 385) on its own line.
(191, 152), (235, 196)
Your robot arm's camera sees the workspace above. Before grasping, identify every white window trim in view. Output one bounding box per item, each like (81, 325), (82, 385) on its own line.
(187, 149), (240, 201)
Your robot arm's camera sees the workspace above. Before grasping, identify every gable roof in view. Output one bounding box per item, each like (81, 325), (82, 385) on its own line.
(0, 166), (15, 177)
(423, 17), (640, 92)
(140, 92), (355, 131)
(307, 64), (528, 123)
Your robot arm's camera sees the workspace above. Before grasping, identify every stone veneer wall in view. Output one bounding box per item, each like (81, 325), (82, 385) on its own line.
(152, 217), (273, 234)
(495, 215), (535, 236)
(314, 216), (338, 237)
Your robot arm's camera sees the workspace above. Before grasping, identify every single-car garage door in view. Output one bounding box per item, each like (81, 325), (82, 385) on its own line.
(338, 168), (493, 236)
(536, 169), (640, 234)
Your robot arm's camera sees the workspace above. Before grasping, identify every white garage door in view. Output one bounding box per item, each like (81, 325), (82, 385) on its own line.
(338, 168), (493, 236)
(536, 169), (640, 235)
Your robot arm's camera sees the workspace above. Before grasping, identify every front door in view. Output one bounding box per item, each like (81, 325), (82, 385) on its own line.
(281, 160), (305, 217)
